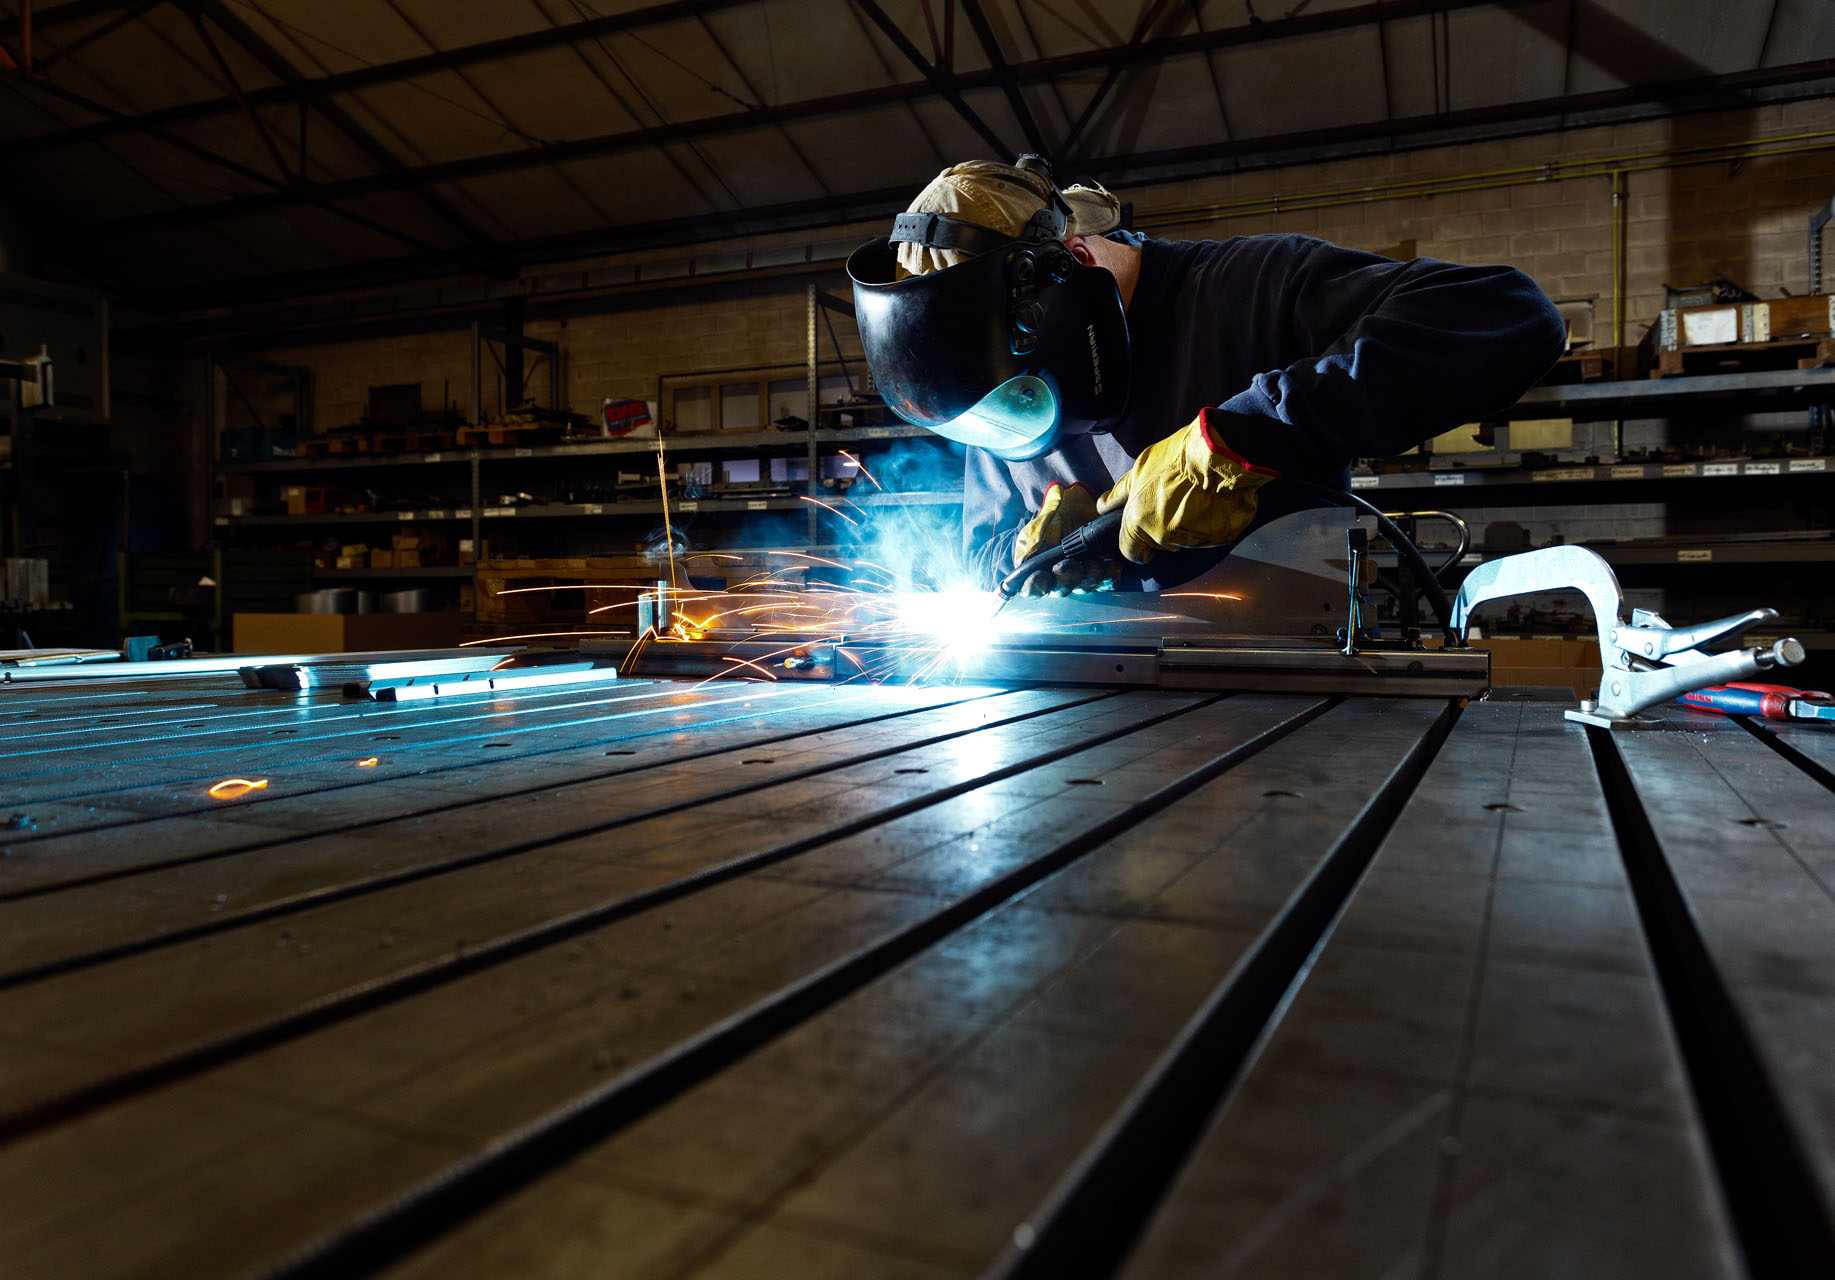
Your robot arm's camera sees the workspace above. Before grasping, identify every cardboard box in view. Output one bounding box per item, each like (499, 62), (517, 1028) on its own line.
(395, 549), (422, 568)
(1471, 636), (1600, 699)
(370, 549), (395, 568)
(233, 611), (469, 654)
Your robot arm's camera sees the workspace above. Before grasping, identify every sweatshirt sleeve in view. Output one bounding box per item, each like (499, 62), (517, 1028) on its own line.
(964, 447), (1025, 590)
(1207, 239), (1567, 476)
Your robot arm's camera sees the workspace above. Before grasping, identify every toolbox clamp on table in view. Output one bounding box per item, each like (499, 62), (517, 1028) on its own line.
(1451, 543), (1807, 729)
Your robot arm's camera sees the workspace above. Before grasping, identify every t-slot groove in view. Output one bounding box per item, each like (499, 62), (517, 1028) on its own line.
(985, 696), (1464, 1280)
(1733, 713), (1835, 797)
(0, 692), (1218, 1145)
(0, 685), (1042, 902)
(1587, 725), (1835, 1278)
(255, 696), (1338, 1280)
(0, 692), (1116, 988)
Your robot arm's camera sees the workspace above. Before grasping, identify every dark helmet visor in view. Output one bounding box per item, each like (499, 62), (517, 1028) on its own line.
(847, 238), (1129, 462)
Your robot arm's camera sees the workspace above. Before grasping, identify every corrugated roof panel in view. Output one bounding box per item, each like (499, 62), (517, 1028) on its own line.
(564, 15), (763, 130)
(205, 207), (368, 272)
(905, 95), (1020, 166)
(1448, 0), (1570, 112)
(1379, 15), (1439, 119)
(436, 166), (613, 242)
(231, 0), (432, 74)
(442, 48), (646, 143)
(1215, 29), (1390, 140)
(1075, 52), (1231, 159)
(150, 104), (385, 189)
(667, 124), (834, 209)
(330, 75), (540, 166)
(779, 104), (956, 194)
(848, 0), (995, 76)
(1566, 0), (1772, 94)
(981, 0), (1140, 61)
(333, 190), (486, 252)
(1767, 0), (1835, 64)
(388, 0), (556, 51)
(701, 0), (896, 102)
(553, 147), (734, 227)
(48, 5), (269, 115)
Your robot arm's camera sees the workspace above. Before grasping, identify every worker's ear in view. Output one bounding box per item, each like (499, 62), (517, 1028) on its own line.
(1065, 235), (1098, 267)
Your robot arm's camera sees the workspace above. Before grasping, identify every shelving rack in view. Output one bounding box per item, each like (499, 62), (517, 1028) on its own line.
(211, 306), (1834, 644)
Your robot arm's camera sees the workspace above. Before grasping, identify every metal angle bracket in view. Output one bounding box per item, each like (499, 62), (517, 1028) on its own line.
(1449, 545), (1806, 729)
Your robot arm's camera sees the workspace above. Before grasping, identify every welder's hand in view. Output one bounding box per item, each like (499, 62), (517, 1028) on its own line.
(1014, 482), (1098, 565)
(1097, 411), (1280, 563)
(1020, 555), (1124, 598)
(1014, 483), (1117, 596)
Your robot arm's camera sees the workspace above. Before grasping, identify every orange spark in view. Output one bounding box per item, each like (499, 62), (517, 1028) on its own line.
(798, 496), (860, 526)
(357, 757), (379, 767)
(838, 450), (882, 490)
(719, 655), (779, 681)
(209, 778), (269, 800)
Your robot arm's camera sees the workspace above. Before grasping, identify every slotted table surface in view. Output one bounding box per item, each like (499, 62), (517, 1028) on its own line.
(1, 670), (1831, 1279)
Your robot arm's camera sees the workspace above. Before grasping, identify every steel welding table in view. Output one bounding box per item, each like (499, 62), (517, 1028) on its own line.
(0, 666), (1832, 1279)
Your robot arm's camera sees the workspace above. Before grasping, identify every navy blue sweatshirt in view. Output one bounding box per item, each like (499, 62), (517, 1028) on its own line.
(964, 231), (1566, 589)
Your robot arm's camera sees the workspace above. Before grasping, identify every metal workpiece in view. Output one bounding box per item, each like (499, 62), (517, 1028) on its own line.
(1451, 544), (1806, 728)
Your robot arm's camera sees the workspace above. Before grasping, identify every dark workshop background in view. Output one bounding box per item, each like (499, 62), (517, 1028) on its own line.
(1, 0), (1833, 668)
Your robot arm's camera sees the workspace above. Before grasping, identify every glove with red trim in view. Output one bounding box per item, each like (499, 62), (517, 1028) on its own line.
(1097, 410), (1281, 563)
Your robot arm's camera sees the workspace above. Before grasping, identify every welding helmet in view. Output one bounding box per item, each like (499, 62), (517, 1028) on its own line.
(848, 160), (1130, 462)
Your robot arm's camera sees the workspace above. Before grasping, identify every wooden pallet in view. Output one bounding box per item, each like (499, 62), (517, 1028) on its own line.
(1539, 349), (1619, 385)
(295, 435), (373, 459)
(1654, 335), (1835, 377)
(456, 422), (572, 447)
(1, 679), (1830, 1276)
(369, 429), (456, 455)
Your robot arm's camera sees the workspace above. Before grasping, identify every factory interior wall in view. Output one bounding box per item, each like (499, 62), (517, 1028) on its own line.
(183, 98), (1835, 564)
(235, 99), (1835, 436)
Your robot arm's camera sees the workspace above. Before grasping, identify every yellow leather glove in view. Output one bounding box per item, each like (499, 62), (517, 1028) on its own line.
(1097, 411), (1281, 563)
(1014, 482), (1099, 566)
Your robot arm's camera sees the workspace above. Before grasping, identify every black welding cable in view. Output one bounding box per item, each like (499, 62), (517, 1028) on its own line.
(1282, 478), (1460, 645)
(996, 483), (1461, 645)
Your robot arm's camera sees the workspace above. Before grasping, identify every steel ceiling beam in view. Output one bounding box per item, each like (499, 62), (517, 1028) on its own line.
(849, 0), (1012, 156)
(1060, 0), (1179, 162)
(8, 0), (1529, 166)
(135, 57), (1835, 315)
(1089, 56), (1835, 176)
(181, 0), (498, 259)
(0, 0), (767, 157)
(957, 0), (1047, 156)
(86, 0), (1537, 237)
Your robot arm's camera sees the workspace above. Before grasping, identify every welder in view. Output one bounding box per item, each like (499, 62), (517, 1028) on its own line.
(848, 157), (1566, 595)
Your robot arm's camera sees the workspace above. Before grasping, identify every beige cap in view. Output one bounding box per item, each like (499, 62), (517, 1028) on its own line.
(894, 160), (1123, 278)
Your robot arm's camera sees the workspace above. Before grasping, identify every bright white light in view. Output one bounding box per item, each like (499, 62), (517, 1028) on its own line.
(895, 583), (1010, 663)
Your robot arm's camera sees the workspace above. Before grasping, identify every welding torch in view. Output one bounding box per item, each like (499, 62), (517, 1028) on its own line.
(992, 508), (1126, 618)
